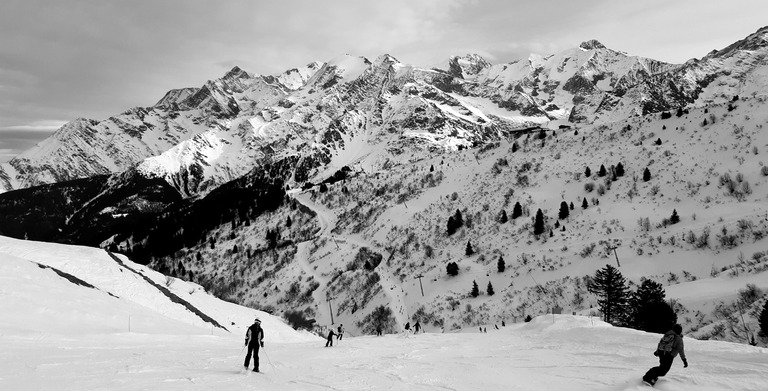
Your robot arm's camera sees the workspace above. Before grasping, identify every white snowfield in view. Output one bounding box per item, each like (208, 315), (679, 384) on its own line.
(1, 236), (767, 390)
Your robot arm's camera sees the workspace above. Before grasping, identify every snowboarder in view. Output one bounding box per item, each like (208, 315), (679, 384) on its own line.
(414, 321), (421, 334)
(325, 328), (336, 347)
(643, 324), (688, 386)
(337, 324), (345, 341)
(244, 318), (264, 372)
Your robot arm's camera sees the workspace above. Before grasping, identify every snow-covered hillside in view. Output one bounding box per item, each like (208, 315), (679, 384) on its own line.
(148, 92), (768, 348)
(2, 288), (767, 391)
(1, 236), (765, 390)
(0, 235), (315, 342)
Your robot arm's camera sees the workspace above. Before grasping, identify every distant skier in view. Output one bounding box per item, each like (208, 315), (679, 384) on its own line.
(244, 318), (264, 372)
(414, 321), (421, 334)
(325, 328), (336, 347)
(376, 326), (382, 336)
(404, 322), (411, 338)
(501, 320), (506, 327)
(643, 324), (688, 386)
(337, 324), (345, 341)
(494, 324), (499, 330)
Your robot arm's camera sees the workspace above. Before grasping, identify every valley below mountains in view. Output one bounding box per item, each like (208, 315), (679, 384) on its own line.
(2, 27), (768, 345)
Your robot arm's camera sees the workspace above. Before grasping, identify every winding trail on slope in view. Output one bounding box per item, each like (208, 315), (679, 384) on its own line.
(293, 192), (410, 329)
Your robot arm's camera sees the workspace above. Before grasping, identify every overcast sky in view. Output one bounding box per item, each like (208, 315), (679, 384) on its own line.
(1, 0), (766, 161)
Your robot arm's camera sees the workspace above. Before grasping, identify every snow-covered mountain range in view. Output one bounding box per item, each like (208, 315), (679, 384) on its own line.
(1, 26), (768, 351)
(2, 27), (768, 198)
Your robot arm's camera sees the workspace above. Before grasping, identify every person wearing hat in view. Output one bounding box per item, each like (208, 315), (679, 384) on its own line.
(244, 318), (265, 372)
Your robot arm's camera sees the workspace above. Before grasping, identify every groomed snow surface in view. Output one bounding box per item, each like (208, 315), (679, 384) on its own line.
(1, 236), (767, 390)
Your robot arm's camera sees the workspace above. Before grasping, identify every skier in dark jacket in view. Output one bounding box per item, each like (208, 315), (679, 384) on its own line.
(337, 324), (345, 341)
(244, 318), (264, 372)
(643, 324), (688, 386)
(325, 328), (336, 347)
(414, 321), (421, 334)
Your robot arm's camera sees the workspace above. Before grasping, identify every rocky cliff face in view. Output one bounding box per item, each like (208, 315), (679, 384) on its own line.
(2, 27), (768, 196)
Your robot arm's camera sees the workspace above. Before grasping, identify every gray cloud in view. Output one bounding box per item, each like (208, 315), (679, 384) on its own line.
(1, 0), (766, 162)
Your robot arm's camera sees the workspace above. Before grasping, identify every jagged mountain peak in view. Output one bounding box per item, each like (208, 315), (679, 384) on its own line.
(222, 65), (251, 81)
(374, 53), (401, 66)
(448, 53), (491, 78)
(579, 39), (607, 50)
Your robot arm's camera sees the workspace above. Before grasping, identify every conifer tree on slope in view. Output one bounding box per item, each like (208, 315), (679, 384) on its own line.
(587, 264), (630, 324)
(512, 202), (523, 219)
(559, 201), (569, 220)
(487, 281), (495, 296)
(759, 300), (768, 338)
(534, 209), (545, 235)
(497, 255), (505, 273)
(628, 279), (677, 333)
(471, 280), (480, 297)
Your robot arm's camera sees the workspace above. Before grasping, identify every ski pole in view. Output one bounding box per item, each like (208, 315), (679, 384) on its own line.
(262, 347), (275, 369)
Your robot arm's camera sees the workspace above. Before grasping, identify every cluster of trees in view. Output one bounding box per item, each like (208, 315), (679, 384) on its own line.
(357, 305), (397, 335)
(584, 162), (625, 179)
(121, 176), (287, 265)
(587, 264), (677, 333)
(470, 280), (494, 297)
(446, 209), (464, 235)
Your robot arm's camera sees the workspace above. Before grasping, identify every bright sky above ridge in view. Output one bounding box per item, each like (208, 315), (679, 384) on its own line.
(1, 0), (766, 161)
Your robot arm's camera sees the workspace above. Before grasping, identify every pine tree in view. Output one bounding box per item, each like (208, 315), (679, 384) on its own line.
(512, 142), (519, 153)
(569, 202), (574, 210)
(549, 229), (554, 237)
(286, 216), (292, 227)
(628, 279), (677, 333)
(587, 264), (631, 325)
(643, 167), (651, 182)
(512, 202), (523, 219)
(465, 241), (474, 256)
(487, 281), (495, 296)
(446, 262), (459, 276)
(558, 201), (569, 220)
(759, 300), (768, 338)
(430, 164), (434, 172)
(499, 210), (508, 224)
(670, 209), (680, 224)
(497, 255), (505, 273)
(582, 197), (588, 209)
(585, 166), (591, 178)
(471, 280), (480, 297)
(615, 162), (625, 177)
(598, 164), (607, 177)
(534, 209), (545, 236)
